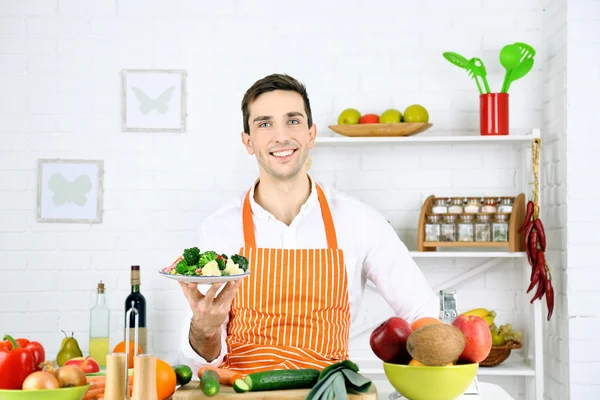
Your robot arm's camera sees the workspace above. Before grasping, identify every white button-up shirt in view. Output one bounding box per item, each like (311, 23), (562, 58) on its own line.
(180, 175), (439, 369)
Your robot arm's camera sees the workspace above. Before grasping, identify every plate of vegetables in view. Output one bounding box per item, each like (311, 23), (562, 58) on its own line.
(159, 247), (250, 284)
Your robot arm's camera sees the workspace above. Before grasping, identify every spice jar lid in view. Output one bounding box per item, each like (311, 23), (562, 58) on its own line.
(494, 212), (511, 221)
(449, 197), (465, 204)
(466, 197), (481, 201)
(459, 213), (474, 221)
(433, 198), (449, 204)
(483, 196), (498, 202)
(442, 213), (457, 221)
(426, 213), (441, 222)
(499, 197), (515, 203)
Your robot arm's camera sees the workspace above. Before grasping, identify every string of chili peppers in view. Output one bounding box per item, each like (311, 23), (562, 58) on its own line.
(520, 138), (554, 320)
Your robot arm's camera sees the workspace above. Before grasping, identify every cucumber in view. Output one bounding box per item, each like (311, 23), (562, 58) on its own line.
(233, 378), (250, 393)
(244, 369), (320, 391)
(200, 369), (220, 396)
(171, 364), (193, 386)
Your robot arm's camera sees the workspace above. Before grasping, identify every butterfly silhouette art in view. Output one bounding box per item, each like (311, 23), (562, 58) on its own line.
(131, 85), (175, 115)
(47, 173), (92, 207)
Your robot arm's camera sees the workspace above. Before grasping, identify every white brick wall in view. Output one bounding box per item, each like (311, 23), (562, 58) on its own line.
(565, 0), (600, 398)
(4, 0), (596, 398)
(541, 0), (570, 398)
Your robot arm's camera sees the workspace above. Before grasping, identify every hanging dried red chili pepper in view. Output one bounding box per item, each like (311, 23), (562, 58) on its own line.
(521, 138), (554, 321)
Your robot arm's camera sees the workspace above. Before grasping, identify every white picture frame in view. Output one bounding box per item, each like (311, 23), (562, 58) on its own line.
(121, 69), (187, 133)
(37, 159), (104, 224)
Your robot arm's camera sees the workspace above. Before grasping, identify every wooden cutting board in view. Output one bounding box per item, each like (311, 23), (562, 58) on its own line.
(172, 382), (378, 399)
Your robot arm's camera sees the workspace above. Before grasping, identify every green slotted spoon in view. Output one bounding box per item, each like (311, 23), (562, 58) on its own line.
(443, 52), (491, 94)
(466, 57), (491, 94)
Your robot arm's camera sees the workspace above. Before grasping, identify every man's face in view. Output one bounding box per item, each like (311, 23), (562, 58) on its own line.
(242, 90), (316, 182)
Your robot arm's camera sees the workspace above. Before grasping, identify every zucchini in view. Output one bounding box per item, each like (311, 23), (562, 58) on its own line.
(200, 369), (220, 396)
(171, 364), (193, 386)
(244, 369), (320, 391)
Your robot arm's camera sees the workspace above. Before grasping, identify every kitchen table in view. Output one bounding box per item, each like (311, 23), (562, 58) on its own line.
(173, 381), (514, 399)
(385, 382), (515, 400)
(173, 382), (377, 399)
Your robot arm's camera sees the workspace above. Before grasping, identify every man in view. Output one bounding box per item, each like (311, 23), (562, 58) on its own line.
(179, 73), (438, 374)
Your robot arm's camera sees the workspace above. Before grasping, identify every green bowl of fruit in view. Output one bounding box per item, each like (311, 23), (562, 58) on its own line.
(0, 385), (90, 400)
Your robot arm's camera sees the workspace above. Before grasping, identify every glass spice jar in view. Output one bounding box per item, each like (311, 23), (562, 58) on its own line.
(425, 214), (441, 242)
(448, 197), (465, 214)
(440, 214), (457, 242)
(482, 197), (498, 213)
(464, 197), (481, 213)
(457, 213), (474, 242)
(432, 198), (449, 214)
(474, 213), (492, 242)
(492, 213), (510, 242)
(497, 197), (514, 213)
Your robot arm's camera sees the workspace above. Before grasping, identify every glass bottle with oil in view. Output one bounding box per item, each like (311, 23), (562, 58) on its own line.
(89, 281), (110, 368)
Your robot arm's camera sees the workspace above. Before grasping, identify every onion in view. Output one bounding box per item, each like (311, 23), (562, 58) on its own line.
(22, 371), (60, 390)
(54, 365), (87, 388)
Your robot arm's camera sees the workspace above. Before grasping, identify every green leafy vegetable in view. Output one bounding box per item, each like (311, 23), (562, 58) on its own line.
(182, 247), (201, 266)
(198, 251), (218, 267)
(175, 259), (196, 276)
(231, 254), (248, 271)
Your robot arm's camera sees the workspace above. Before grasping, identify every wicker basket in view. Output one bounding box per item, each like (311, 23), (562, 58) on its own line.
(480, 340), (523, 367)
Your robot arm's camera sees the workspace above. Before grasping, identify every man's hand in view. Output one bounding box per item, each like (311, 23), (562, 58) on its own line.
(179, 281), (240, 362)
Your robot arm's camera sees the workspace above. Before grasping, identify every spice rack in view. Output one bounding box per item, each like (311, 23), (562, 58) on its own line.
(417, 193), (526, 252)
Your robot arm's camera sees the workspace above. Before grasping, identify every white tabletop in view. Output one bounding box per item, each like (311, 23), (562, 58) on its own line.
(378, 382), (515, 400)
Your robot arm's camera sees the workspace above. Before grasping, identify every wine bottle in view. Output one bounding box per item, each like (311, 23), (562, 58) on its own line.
(89, 281), (110, 367)
(124, 265), (147, 353)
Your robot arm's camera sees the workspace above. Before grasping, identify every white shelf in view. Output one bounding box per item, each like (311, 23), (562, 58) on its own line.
(409, 251), (526, 258)
(478, 355), (535, 377)
(315, 132), (536, 144)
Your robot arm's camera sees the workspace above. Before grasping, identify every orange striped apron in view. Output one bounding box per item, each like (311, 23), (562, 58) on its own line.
(219, 184), (351, 373)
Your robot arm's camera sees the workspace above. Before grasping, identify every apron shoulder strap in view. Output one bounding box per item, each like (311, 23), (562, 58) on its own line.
(315, 184), (338, 250)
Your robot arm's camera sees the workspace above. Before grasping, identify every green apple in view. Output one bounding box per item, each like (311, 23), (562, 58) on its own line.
(337, 108), (361, 125)
(403, 104), (429, 123)
(379, 108), (402, 124)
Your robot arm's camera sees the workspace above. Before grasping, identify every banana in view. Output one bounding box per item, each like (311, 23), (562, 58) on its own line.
(483, 315), (496, 327)
(462, 308), (490, 318)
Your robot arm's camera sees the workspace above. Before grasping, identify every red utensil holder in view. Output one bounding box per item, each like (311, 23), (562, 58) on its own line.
(480, 93), (509, 135)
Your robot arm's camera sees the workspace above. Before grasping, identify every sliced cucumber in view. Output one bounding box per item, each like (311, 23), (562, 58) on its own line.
(233, 378), (250, 393)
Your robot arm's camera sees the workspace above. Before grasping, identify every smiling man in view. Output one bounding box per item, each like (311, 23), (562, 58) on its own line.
(178, 73), (438, 374)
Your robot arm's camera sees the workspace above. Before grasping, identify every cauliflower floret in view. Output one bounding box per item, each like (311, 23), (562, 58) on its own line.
(224, 257), (245, 276)
(201, 260), (222, 276)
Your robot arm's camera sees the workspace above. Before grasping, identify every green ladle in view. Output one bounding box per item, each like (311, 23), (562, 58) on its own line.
(500, 44), (521, 93)
(505, 56), (534, 92)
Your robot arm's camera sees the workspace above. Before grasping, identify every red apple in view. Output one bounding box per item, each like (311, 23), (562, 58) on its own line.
(369, 317), (413, 364)
(452, 315), (492, 363)
(359, 114), (379, 124)
(64, 356), (100, 374)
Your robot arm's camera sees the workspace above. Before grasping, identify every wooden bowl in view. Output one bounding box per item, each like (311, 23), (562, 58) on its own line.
(328, 122), (432, 137)
(480, 340), (523, 367)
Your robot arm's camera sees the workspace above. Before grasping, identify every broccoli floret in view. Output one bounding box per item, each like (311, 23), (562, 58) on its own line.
(198, 251), (218, 267)
(182, 247), (201, 266)
(175, 259), (194, 275)
(216, 255), (226, 271)
(231, 254), (249, 271)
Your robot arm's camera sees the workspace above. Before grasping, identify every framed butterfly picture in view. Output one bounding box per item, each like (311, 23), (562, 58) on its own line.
(121, 69), (187, 133)
(37, 159), (104, 223)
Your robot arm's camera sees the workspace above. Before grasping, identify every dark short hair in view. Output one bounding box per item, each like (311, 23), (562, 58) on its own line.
(241, 73), (313, 134)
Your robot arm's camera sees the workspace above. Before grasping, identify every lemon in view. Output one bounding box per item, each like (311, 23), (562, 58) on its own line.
(403, 104), (429, 123)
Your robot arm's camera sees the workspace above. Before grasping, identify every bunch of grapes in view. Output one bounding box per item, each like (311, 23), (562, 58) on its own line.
(498, 323), (523, 343)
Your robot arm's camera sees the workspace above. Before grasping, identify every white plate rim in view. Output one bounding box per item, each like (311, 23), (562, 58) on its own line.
(157, 270), (251, 284)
